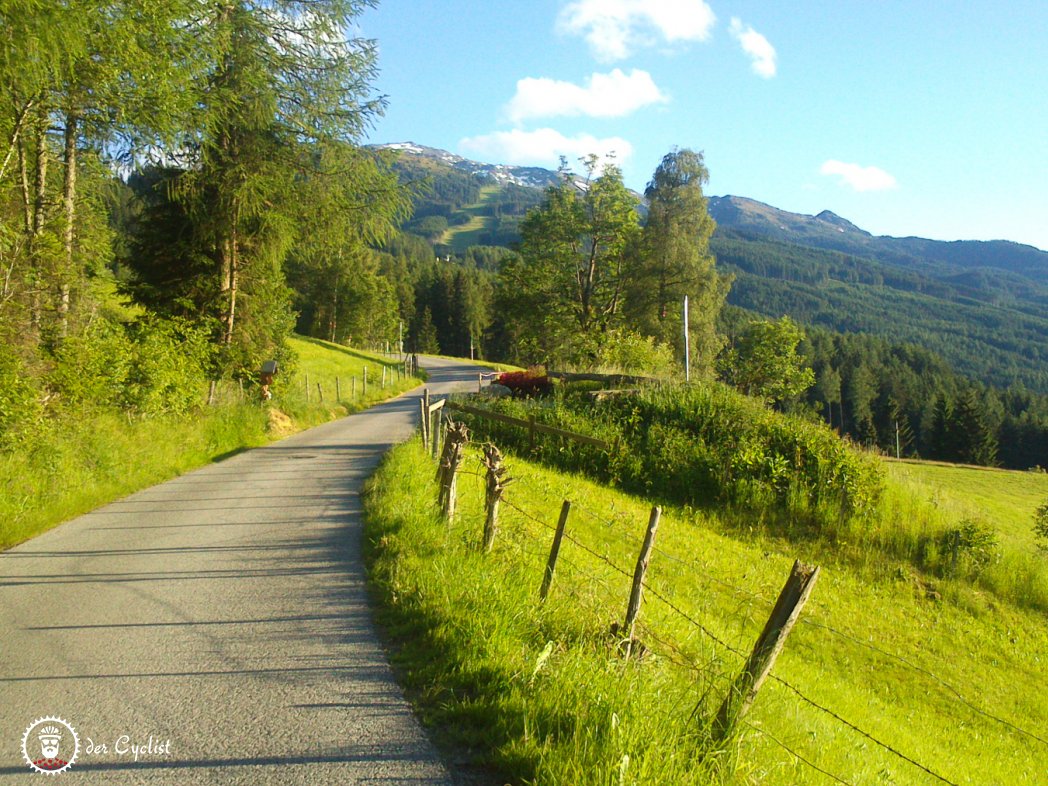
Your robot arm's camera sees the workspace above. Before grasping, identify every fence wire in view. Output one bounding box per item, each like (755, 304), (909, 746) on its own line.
(429, 431), (1041, 786)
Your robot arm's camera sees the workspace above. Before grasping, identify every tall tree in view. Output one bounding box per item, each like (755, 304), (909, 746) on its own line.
(148, 0), (391, 372)
(499, 156), (640, 365)
(627, 148), (729, 375)
(720, 316), (815, 405)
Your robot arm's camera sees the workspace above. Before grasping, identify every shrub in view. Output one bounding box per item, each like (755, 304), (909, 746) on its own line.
(454, 380), (884, 528)
(0, 352), (42, 450)
(123, 317), (212, 415)
(496, 369), (552, 398)
(1035, 501), (1048, 553)
(937, 519), (1001, 577)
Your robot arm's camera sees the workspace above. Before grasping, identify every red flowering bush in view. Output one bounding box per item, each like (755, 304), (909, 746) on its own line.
(496, 369), (553, 398)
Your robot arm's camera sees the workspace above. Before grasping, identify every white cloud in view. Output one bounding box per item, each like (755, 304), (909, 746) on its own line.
(729, 18), (777, 78)
(557, 0), (716, 62)
(504, 69), (669, 124)
(459, 128), (633, 169)
(820, 160), (898, 192)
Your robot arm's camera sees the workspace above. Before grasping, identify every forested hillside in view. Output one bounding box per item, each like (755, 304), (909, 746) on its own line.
(385, 145), (1048, 470)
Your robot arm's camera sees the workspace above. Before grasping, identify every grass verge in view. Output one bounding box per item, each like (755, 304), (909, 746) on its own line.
(363, 439), (1048, 785)
(0, 335), (420, 550)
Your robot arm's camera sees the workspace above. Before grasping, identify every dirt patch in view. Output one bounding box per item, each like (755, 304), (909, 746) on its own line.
(266, 407), (296, 438)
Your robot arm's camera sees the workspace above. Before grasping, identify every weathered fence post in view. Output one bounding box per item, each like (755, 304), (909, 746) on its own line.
(382, 366), (387, 388)
(419, 395), (429, 451)
(335, 376), (341, 401)
(478, 372), (483, 393)
(352, 376), (357, 398)
(436, 421), (469, 521)
(431, 409), (442, 459)
(622, 506), (662, 657)
(712, 560), (820, 745)
(422, 388), (430, 449)
(316, 382), (324, 403)
(207, 379), (217, 406)
(363, 366), (368, 396)
(540, 500), (572, 601)
(305, 373), (310, 403)
(480, 444), (511, 552)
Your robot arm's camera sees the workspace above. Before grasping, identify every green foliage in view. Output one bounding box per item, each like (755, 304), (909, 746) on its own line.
(47, 316), (212, 416)
(934, 519), (1001, 577)
(498, 157), (641, 366)
(628, 148), (729, 375)
(460, 381), (883, 528)
(0, 352), (42, 449)
(720, 316), (815, 404)
(1035, 500), (1048, 553)
(585, 329), (678, 376)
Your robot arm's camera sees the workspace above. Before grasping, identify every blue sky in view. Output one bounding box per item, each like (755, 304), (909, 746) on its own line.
(359, 1), (1047, 251)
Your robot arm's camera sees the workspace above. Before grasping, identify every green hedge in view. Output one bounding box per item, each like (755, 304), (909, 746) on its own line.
(452, 382), (884, 531)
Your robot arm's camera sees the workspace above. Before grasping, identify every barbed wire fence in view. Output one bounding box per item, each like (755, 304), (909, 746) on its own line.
(416, 402), (1045, 785)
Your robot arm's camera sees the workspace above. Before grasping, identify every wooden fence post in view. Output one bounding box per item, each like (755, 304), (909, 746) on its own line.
(335, 376), (341, 401)
(431, 409), (442, 459)
(481, 444), (511, 552)
(478, 372), (483, 393)
(316, 382), (324, 403)
(419, 398), (429, 451)
(622, 506), (662, 657)
(382, 366), (387, 388)
(422, 388), (430, 449)
(352, 376), (357, 398)
(207, 379), (217, 406)
(540, 500), (572, 601)
(305, 373), (310, 403)
(437, 421), (469, 521)
(363, 366), (368, 396)
(712, 560), (820, 745)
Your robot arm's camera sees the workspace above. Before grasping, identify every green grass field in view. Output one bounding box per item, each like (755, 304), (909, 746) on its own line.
(364, 439), (1048, 785)
(887, 459), (1048, 555)
(441, 185), (500, 252)
(0, 336), (420, 551)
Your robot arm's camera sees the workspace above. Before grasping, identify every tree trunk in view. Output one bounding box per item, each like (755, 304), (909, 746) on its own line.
(29, 104), (49, 332)
(0, 100), (34, 186)
(59, 108), (79, 337)
(18, 135), (32, 233)
(32, 105), (48, 238)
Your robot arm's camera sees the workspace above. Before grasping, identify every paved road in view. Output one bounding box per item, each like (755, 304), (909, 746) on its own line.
(0, 357), (489, 784)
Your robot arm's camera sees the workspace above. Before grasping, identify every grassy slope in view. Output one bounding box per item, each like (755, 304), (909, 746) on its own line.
(364, 440), (1048, 786)
(0, 336), (419, 551)
(887, 459), (1048, 554)
(442, 185), (500, 252)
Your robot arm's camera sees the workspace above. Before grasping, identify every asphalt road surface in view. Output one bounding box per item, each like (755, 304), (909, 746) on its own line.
(0, 357), (491, 784)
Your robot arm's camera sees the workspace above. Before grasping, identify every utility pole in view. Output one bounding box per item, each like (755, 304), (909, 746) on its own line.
(683, 295), (691, 383)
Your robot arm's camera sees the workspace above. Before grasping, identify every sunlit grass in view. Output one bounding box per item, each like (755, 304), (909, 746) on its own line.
(364, 439), (1048, 785)
(0, 335), (421, 551)
(886, 459), (1048, 554)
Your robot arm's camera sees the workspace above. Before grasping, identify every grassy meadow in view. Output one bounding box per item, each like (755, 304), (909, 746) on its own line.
(363, 438), (1048, 786)
(886, 459), (1048, 555)
(0, 336), (419, 551)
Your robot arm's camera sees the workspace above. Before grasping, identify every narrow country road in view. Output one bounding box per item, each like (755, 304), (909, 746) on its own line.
(0, 357), (490, 784)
